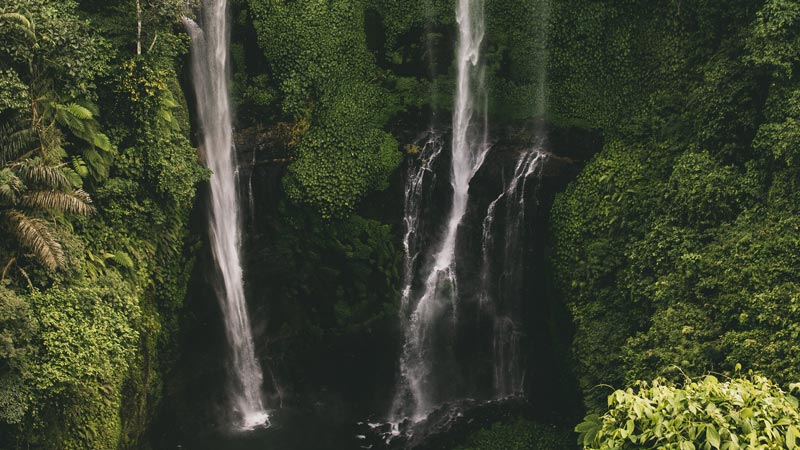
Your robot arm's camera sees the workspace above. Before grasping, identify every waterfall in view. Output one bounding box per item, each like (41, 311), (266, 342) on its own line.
(184, 0), (268, 431)
(480, 148), (547, 397)
(392, 0), (488, 422)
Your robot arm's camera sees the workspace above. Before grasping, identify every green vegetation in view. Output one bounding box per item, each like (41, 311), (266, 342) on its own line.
(0, 0), (204, 447)
(264, 204), (400, 338)
(247, 0), (405, 218)
(549, 0), (800, 416)
(1, 0), (799, 447)
(456, 419), (576, 450)
(578, 374), (800, 449)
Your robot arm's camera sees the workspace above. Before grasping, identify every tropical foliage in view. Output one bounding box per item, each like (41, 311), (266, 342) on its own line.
(549, 0), (800, 413)
(0, 0), (203, 448)
(577, 374), (800, 450)
(1, 0), (799, 448)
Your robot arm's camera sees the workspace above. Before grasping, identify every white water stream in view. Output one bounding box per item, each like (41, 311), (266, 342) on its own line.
(392, 0), (489, 422)
(184, 0), (268, 430)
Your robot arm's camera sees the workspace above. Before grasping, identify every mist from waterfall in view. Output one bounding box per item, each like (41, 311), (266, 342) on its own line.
(184, 0), (268, 430)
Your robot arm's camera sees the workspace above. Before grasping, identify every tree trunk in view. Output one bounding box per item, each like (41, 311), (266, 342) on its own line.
(136, 0), (142, 55)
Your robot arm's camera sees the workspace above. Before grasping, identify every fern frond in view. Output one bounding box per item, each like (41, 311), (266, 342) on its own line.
(61, 103), (94, 121)
(77, 101), (99, 117)
(21, 189), (94, 216)
(71, 156), (89, 177)
(90, 131), (114, 153)
(5, 210), (64, 271)
(111, 251), (135, 270)
(53, 103), (115, 156)
(54, 104), (86, 134)
(82, 147), (112, 182)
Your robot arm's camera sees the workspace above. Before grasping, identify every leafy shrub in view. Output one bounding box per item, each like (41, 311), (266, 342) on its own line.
(577, 374), (800, 450)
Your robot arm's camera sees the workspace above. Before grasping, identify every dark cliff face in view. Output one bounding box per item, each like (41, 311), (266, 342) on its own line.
(401, 120), (599, 422)
(461, 120), (598, 422)
(156, 119), (600, 446)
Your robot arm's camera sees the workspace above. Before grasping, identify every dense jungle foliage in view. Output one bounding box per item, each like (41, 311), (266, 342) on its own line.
(1, 0), (799, 448)
(548, 0), (800, 414)
(0, 0), (204, 447)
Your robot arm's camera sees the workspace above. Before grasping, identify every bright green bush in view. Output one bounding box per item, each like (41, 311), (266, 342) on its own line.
(6, 275), (141, 449)
(577, 374), (800, 450)
(248, 0), (404, 217)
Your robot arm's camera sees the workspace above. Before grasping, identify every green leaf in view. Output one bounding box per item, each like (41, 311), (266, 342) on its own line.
(707, 424), (720, 449)
(64, 102), (93, 120)
(788, 425), (798, 449)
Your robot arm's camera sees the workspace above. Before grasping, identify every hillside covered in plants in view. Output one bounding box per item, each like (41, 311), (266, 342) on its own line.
(1, 0), (799, 449)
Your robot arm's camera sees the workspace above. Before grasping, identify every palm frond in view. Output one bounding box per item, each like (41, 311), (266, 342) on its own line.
(21, 189), (94, 216)
(0, 13), (36, 41)
(5, 210), (65, 271)
(10, 158), (72, 190)
(0, 122), (37, 165)
(0, 168), (24, 204)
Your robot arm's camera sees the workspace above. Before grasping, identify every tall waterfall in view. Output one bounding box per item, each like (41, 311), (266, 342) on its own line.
(392, 0), (488, 422)
(184, 0), (268, 430)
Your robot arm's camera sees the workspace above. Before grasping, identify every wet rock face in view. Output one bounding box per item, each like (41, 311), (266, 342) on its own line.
(234, 119), (600, 418)
(466, 120), (601, 421)
(167, 119), (600, 442)
(356, 397), (535, 450)
(403, 119), (601, 420)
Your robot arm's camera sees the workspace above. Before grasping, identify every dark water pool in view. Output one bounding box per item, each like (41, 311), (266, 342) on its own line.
(152, 397), (539, 450)
(153, 407), (385, 450)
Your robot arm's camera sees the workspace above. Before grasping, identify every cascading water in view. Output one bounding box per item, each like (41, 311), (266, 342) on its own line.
(483, 0), (550, 399)
(480, 147), (548, 397)
(391, 0), (489, 422)
(184, 0), (268, 430)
